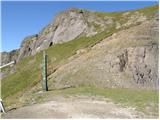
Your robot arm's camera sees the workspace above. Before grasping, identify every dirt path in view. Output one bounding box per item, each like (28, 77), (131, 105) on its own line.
(2, 96), (141, 119)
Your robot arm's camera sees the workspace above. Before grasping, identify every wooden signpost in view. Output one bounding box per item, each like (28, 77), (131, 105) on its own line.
(41, 51), (48, 91)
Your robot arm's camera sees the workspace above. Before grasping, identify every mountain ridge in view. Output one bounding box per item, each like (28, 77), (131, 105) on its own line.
(1, 5), (158, 65)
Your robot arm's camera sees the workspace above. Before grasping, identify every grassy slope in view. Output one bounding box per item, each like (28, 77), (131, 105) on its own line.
(2, 28), (115, 102)
(1, 5), (158, 108)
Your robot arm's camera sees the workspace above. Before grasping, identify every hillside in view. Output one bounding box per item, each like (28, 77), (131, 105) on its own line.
(1, 5), (158, 64)
(48, 20), (158, 90)
(1, 5), (159, 118)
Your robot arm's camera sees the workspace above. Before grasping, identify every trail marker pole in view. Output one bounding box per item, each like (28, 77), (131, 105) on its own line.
(41, 51), (48, 91)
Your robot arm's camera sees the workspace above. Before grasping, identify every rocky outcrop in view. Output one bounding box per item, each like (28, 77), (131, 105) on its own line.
(112, 45), (158, 89)
(0, 49), (19, 65)
(17, 34), (38, 61)
(127, 45), (158, 87)
(17, 8), (114, 61)
(0, 49), (19, 78)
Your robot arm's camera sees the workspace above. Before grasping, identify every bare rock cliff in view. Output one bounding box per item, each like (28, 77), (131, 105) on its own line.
(17, 8), (114, 61)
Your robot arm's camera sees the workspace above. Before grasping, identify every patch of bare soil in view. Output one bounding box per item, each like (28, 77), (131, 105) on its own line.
(2, 96), (142, 119)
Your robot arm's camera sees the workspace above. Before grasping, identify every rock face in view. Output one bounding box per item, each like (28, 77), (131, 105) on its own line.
(17, 35), (38, 61)
(17, 8), (114, 61)
(0, 49), (19, 78)
(48, 20), (159, 90)
(126, 45), (158, 87)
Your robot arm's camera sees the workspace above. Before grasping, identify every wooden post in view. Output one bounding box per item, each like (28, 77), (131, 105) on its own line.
(41, 51), (48, 91)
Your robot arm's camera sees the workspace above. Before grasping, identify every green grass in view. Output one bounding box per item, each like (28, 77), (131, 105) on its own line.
(137, 5), (158, 16)
(95, 5), (158, 25)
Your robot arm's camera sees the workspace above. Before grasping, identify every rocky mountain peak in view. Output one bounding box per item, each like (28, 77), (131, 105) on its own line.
(15, 7), (113, 62)
(64, 7), (85, 13)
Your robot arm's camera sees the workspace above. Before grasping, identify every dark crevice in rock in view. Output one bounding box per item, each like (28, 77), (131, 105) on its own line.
(28, 47), (31, 52)
(49, 42), (53, 47)
(79, 9), (84, 14)
(143, 48), (146, 58)
(133, 67), (144, 84)
(117, 50), (128, 72)
(53, 25), (58, 32)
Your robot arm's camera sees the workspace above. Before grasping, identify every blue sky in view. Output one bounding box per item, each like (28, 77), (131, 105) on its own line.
(1, 1), (158, 52)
